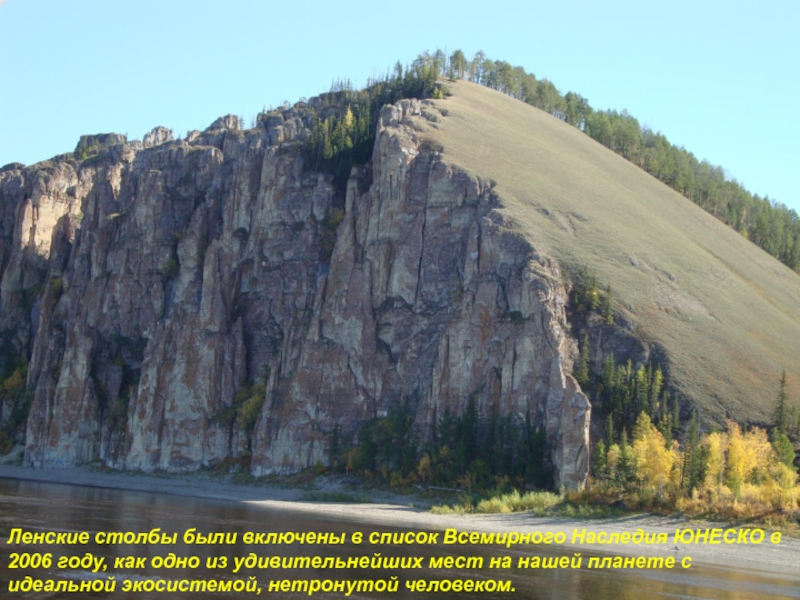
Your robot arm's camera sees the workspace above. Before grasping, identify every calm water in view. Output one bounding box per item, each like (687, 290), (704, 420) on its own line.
(0, 478), (798, 599)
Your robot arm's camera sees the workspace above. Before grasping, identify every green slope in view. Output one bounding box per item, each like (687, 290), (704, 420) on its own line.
(421, 81), (800, 424)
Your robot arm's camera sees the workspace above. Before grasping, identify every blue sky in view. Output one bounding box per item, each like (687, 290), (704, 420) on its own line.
(1, 0), (798, 213)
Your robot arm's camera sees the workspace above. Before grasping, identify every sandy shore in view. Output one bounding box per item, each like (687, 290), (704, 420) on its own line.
(1, 465), (798, 574)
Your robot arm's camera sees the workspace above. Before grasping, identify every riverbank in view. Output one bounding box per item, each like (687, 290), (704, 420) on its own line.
(1, 464), (798, 573)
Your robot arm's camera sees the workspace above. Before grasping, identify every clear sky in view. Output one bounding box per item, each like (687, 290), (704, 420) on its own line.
(1, 0), (797, 213)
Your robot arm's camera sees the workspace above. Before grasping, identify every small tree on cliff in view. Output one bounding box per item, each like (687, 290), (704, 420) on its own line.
(574, 335), (590, 387)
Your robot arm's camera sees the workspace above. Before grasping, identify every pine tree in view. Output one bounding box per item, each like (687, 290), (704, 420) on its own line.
(322, 120), (333, 160)
(606, 413), (615, 447)
(635, 366), (649, 416)
(774, 371), (788, 433)
(794, 412), (800, 440)
(589, 275), (600, 310)
(791, 405), (800, 440)
(572, 266), (589, 310)
(658, 391), (669, 439)
(457, 395), (479, 472)
(485, 399), (500, 473)
(650, 367), (663, 419)
(592, 439), (607, 481)
(683, 411), (702, 493)
(771, 430), (796, 471)
(601, 284), (614, 324)
(328, 423), (341, 468)
(632, 411), (652, 444)
(574, 335), (590, 387)
(601, 354), (615, 403)
(616, 429), (638, 491)
(671, 393), (680, 435)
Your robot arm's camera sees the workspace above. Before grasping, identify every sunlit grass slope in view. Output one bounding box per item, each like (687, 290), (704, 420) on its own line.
(423, 81), (800, 424)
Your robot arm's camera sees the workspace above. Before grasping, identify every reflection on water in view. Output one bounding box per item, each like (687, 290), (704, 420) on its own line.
(0, 478), (798, 599)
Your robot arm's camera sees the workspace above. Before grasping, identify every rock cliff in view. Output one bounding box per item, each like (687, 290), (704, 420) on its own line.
(0, 96), (590, 488)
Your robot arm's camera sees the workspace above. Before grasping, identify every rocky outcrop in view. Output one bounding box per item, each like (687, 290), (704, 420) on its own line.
(142, 127), (174, 149)
(0, 96), (590, 488)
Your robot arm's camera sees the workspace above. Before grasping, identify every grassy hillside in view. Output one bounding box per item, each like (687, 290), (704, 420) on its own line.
(420, 81), (800, 425)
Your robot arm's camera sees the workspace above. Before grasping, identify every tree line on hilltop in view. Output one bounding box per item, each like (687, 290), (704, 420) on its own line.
(441, 49), (800, 272)
(291, 49), (798, 272)
(272, 61), (445, 194)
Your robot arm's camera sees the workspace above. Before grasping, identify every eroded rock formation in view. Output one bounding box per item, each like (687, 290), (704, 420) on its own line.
(0, 97), (590, 488)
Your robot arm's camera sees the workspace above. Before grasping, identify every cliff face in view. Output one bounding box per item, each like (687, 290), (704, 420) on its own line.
(0, 97), (590, 488)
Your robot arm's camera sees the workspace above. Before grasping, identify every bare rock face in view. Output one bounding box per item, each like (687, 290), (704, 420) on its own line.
(0, 97), (590, 488)
(206, 115), (240, 132)
(142, 127), (174, 149)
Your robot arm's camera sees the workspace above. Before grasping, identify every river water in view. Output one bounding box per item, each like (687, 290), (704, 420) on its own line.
(0, 478), (797, 599)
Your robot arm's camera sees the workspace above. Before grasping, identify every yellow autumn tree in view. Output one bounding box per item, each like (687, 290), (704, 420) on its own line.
(746, 426), (776, 483)
(631, 412), (681, 499)
(606, 443), (620, 483)
(417, 454), (432, 484)
(702, 431), (728, 498)
(760, 460), (799, 509)
(725, 422), (751, 497)
(724, 422), (774, 497)
(343, 105), (354, 130)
